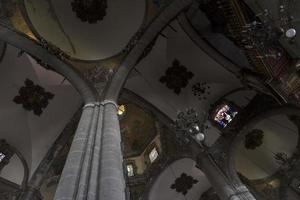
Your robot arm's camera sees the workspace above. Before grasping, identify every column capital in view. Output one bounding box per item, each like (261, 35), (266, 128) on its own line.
(83, 101), (119, 109)
(101, 100), (118, 109)
(83, 102), (101, 109)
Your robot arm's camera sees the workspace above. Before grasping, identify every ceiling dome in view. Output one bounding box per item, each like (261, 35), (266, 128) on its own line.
(24, 0), (145, 60)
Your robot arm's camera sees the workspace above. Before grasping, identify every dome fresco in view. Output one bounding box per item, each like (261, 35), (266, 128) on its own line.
(23, 0), (145, 60)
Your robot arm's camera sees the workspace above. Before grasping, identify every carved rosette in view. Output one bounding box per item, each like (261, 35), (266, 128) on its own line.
(170, 173), (198, 195)
(13, 79), (54, 116)
(71, 0), (107, 24)
(159, 59), (194, 94)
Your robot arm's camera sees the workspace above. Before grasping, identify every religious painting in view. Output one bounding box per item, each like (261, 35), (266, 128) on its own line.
(210, 102), (238, 129)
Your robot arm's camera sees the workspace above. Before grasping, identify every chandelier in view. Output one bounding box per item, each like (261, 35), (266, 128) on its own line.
(71, 0), (107, 24)
(172, 109), (209, 147)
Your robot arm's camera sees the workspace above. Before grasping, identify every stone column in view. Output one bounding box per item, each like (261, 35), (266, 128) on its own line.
(197, 154), (256, 200)
(99, 101), (125, 200)
(54, 103), (99, 200)
(54, 101), (126, 200)
(96, 1), (194, 200)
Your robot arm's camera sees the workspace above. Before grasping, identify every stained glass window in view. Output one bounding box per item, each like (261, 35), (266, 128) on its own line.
(0, 152), (5, 162)
(149, 148), (159, 163)
(118, 105), (126, 116)
(214, 104), (238, 128)
(126, 164), (134, 177)
(0, 140), (14, 171)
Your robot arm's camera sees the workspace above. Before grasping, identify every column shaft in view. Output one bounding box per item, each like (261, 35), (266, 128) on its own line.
(198, 154), (256, 200)
(54, 102), (125, 200)
(54, 105), (97, 200)
(99, 102), (125, 200)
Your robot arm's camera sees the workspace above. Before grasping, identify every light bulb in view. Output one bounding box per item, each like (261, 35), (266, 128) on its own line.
(286, 28), (296, 38)
(196, 133), (205, 141)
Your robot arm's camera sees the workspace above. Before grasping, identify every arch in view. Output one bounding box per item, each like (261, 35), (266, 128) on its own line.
(177, 13), (242, 77)
(146, 157), (210, 200)
(104, 0), (193, 102)
(0, 24), (96, 103)
(9, 145), (29, 191)
(177, 12), (282, 102)
(227, 105), (300, 183)
(119, 89), (174, 128)
(1, 143), (29, 192)
(52, 1), (195, 200)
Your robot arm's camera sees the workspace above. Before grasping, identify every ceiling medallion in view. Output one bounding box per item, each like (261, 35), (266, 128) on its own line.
(170, 173), (198, 195)
(13, 79), (54, 116)
(244, 129), (264, 150)
(159, 59), (194, 94)
(71, 0), (107, 24)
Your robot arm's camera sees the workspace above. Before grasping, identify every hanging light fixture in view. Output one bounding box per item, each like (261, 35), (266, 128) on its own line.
(117, 105), (126, 116)
(172, 108), (209, 147)
(71, 0), (107, 24)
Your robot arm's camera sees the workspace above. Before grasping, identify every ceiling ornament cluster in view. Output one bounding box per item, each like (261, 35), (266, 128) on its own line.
(71, 0), (107, 24)
(159, 59), (194, 94)
(244, 129), (264, 150)
(13, 79), (54, 116)
(192, 82), (211, 100)
(170, 173), (198, 195)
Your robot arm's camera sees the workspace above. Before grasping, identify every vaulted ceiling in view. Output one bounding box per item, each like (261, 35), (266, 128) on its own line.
(1, 0), (300, 199)
(0, 44), (81, 185)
